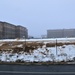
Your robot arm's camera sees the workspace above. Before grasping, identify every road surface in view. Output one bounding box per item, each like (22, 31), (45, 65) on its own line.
(0, 64), (75, 75)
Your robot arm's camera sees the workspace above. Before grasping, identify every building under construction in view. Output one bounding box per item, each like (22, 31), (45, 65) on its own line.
(0, 21), (28, 39)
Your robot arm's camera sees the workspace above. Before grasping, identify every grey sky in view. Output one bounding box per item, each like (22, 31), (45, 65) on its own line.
(0, 0), (75, 37)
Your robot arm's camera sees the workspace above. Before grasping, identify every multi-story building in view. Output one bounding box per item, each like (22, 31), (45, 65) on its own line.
(0, 21), (28, 39)
(2, 22), (16, 39)
(16, 25), (28, 39)
(47, 29), (75, 38)
(0, 22), (3, 39)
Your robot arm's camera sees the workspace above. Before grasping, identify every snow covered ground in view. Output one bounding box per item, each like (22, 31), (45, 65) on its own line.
(0, 44), (75, 63)
(0, 37), (75, 42)
(0, 38), (75, 63)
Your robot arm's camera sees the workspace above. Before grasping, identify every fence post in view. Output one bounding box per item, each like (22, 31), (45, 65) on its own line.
(56, 39), (57, 55)
(23, 36), (26, 51)
(25, 36), (26, 51)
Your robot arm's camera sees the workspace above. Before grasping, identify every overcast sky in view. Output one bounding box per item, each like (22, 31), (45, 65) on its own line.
(0, 0), (75, 37)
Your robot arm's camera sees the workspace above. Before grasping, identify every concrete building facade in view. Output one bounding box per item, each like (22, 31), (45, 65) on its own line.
(0, 22), (3, 39)
(47, 29), (75, 38)
(2, 22), (16, 39)
(0, 21), (28, 39)
(16, 26), (28, 39)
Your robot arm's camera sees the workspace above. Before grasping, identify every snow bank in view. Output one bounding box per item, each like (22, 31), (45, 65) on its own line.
(0, 45), (75, 63)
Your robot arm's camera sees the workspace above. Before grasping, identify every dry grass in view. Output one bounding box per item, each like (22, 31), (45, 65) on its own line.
(46, 42), (75, 47)
(26, 42), (44, 48)
(0, 41), (75, 52)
